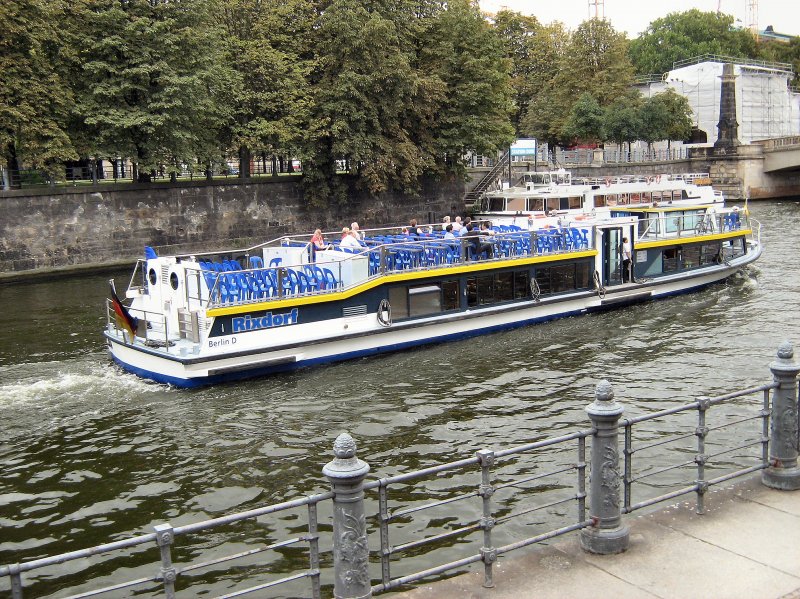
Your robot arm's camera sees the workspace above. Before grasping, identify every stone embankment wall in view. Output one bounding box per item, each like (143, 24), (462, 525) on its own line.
(0, 176), (464, 278)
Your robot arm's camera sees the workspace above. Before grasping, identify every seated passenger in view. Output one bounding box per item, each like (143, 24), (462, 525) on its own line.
(443, 223), (456, 241)
(340, 230), (362, 250)
(311, 228), (328, 250)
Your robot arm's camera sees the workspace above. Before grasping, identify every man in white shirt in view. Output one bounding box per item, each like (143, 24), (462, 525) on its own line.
(340, 231), (362, 249)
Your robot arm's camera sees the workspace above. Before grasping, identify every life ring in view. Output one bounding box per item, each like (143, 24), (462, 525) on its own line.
(604, 178), (611, 187)
(377, 298), (392, 327)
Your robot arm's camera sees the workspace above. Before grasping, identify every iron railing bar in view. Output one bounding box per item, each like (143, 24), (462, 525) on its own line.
(706, 464), (768, 486)
(213, 571), (311, 599)
(175, 492), (333, 536)
(496, 520), (592, 555)
(622, 384), (777, 427)
(495, 494), (579, 525)
(364, 457), (480, 490)
(181, 537), (306, 573)
(623, 484), (699, 513)
(371, 553), (483, 593)
(390, 490), (479, 519)
(704, 440), (764, 461)
(494, 464), (576, 491)
(60, 574), (156, 599)
(707, 415), (764, 432)
(630, 431), (696, 453)
(630, 459), (696, 482)
(0, 534), (158, 575)
(390, 523), (482, 554)
(494, 430), (593, 459)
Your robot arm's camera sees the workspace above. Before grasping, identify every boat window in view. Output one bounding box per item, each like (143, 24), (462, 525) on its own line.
(651, 191), (662, 202)
(546, 198), (560, 212)
(535, 261), (592, 294)
(630, 193), (641, 204)
(700, 241), (722, 264)
(466, 270), (529, 307)
(682, 245), (701, 268)
(442, 280), (459, 310)
(641, 191), (651, 203)
(617, 193), (629, 205)
(568, 196), (582, 209)
(389, 287), (409, 319)
(409, 286), (441, 317)
(606, 194), (618, 206)
(662, 248), (679, 272)
(488, 197), (505, 211)
(148, 268), (157, 285)
(527, 197), (545, 211)
(595, 195), (607, 207)
(507, 197), (526, 211)
(390, 280), (460, 319)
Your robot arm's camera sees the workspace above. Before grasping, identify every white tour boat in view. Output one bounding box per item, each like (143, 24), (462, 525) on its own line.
(105, 195), (761, 387)
(473, 170), (723, 229)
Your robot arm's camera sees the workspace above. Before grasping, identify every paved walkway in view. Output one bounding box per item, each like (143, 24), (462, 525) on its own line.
(392, 475), (800, 599)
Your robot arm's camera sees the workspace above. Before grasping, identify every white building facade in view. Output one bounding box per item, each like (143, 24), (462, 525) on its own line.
(635, 57), (800, 147)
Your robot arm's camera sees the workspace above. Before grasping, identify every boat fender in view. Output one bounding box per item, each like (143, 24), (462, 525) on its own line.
(377, 298), (392, 327)
(605, 178), (611, 187)
(646, 176), (652, 185)
(655, 174), (661, 183)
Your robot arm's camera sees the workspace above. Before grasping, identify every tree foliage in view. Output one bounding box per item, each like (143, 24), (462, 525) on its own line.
(561, 93), (604, 144)
(520, 18), (634, 147)
(629, 10), (758, 76)
(71, 0), (235, 181)
(0, 0), (77, 182)
(421, 0), (514, 173)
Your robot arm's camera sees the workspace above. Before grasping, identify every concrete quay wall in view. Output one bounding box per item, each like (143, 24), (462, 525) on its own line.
(0, 176), (463, 278)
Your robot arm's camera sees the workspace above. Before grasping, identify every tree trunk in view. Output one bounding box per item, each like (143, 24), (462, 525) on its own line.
(238, 146), (251, 178)
(4, 142), (21, 189)
(272, 154), (278, 176)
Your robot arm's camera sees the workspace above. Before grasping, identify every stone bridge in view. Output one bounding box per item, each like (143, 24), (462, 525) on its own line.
(752, 136), (800, 173)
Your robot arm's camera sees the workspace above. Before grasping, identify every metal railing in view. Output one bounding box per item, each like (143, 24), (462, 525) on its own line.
(3, 342), (799, 599)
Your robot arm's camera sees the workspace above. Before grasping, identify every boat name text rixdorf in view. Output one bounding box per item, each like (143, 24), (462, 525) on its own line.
(232, 309), (299, 333)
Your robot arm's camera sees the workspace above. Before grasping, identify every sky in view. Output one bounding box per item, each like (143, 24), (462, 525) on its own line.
(479, 0), (800, 38)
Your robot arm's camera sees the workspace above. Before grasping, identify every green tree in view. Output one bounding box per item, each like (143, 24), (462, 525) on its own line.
(421, 0), (515, 174)
(561, 92), (604, 145)
(0, 0), (77, 186)
(629, 10), (758, 76)
(73, 0), (234, 182)
(603, 90), (643, 153)
(516, 21), (569, 147)
(493, 10), (544, 135)
(757, 37), (800, 87)
(220, 0), (315, 179)
(638, 94), (671, 153)
(306, 0), (432, 205)
(522, 18), (633, 148)
(658, 88), (694, 148)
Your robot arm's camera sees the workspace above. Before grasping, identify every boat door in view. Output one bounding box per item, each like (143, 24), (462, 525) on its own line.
(602, 227), (624, 287)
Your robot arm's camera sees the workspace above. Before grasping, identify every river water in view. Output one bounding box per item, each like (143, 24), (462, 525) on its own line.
(0, 200), (798, 598)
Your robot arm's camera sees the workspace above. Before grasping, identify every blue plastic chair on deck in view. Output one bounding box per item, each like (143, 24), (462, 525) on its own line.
(249, 256), (264, 269)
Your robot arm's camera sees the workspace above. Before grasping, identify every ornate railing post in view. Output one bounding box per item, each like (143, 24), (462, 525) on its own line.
(581, 380), (630, 554)
(763, 341), (800, 490)
(323, 433), (372, 599)
(153, 524), (177, 599)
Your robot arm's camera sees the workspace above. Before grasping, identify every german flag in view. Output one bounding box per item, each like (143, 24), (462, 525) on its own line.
(109, 281), (138, 342)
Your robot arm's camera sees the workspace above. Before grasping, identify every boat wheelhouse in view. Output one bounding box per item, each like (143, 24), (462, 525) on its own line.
(104, 203), (761, 388)
(474, 171), (722, 228)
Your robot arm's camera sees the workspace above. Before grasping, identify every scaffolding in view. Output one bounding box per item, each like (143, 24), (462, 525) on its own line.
(636, 57), (799, 146)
